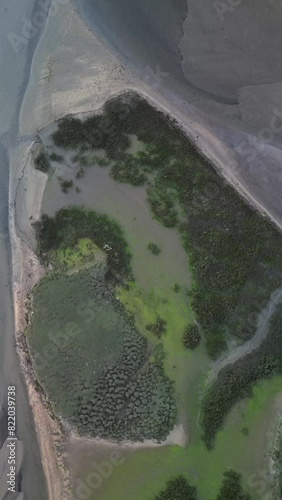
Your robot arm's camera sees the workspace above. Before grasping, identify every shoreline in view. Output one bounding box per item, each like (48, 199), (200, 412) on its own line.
(9, 140), (70, 499)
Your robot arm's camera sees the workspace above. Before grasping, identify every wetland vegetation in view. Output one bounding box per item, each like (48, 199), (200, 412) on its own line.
(154, 475), (197, 500)
(202, 304), (282, 448)
(34, 206), (132, 278)
(153, 471), (250, 500)
(182, 325), (201, 350)
(29, 209), (177, 442)
(50, 93), (282, 360)
(30, 92), (282, 498)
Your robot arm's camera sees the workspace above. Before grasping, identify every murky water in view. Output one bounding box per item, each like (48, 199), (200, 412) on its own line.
(41, 128), (191, 291)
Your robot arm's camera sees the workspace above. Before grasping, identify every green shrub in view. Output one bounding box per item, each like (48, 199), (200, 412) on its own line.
(148, 242), (161, 255)
(49, 152), (64, 162)
(241, 426), (249, 436)
(201, 305), (282, 449)
(146, 316), (167, 338)
(111, 155), (147, 186)
(154, 475), (198, 500)
(148, 185), (179, 228)
(58, 177), (73, 193)
(75, 167), (84, 179)
(216, 470), (250, 500)
(182, 325), (201, 350)
(34, 152), (49, 173)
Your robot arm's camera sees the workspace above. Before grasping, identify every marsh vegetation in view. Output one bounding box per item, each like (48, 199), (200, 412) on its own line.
(50, 93), (282, 361)
(34, 206), (132, 279)
(33, 93), (282, 498)
(202, 304), (282, 448)
(30, 211), (177, 441)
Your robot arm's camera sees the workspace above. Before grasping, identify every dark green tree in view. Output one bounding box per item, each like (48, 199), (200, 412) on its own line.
(216, 470), (250, 500)
(182, 325), (201, 350)
(155, 475), (198, 500)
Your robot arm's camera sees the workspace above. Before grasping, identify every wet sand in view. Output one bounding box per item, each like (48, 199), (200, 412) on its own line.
(75, 0), (282, 233)
(0, 0), (55, 497)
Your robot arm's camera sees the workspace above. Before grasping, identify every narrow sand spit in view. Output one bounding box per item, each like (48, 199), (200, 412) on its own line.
(9, 141), (70, 499)
(70, 423), (188, 453)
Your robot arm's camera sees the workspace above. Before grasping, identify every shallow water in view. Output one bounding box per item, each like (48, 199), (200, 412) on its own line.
(41, 130), (191, 292)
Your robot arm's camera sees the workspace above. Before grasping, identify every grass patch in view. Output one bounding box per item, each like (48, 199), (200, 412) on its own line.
(52, 237), (104, 270)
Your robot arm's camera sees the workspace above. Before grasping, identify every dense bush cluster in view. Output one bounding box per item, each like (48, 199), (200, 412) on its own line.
(148, 242), (161, 255)
(34, 206), (132, 278)
(49, 152), (64, 162)
(216, 470), (250, 500)
(57, 177), (73, 193)
(111, 154), (147, 186)
(29, 266), (176, 442)
(146, 317), (167, 339)
(182, 325), (201, 350)
(148, 184), (180, 228)
(75, 351), (176, 442)
(52, 114), (131, 160)
(34, 151), (50, 173)
(154, 476), (198, 500)
(202, 305), (282, 448)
